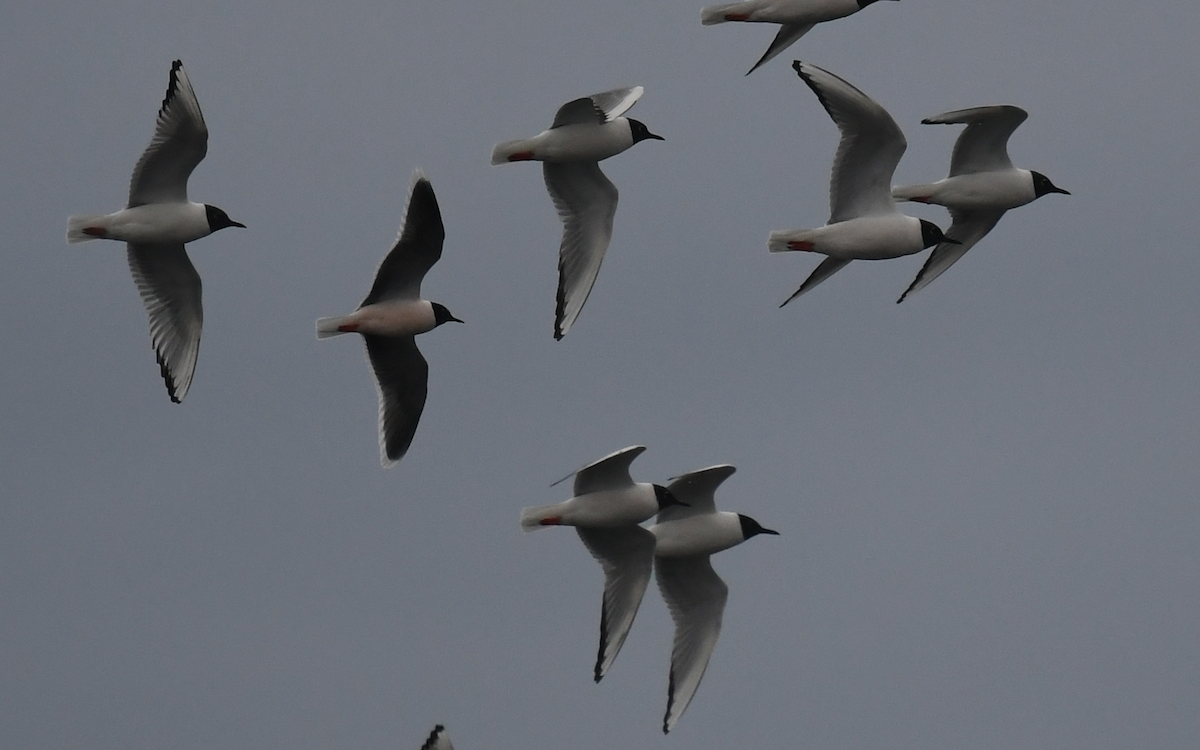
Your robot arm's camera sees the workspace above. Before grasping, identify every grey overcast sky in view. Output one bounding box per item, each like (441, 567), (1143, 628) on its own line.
(3, 1), (1199, 748)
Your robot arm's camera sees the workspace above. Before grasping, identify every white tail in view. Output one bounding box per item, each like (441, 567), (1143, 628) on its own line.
(490, 139), (532, 166)
(316, 316), (350, 339)
(768, 229), (818, 253)
(701, 3), (747, 24)
(66, 214), (107, 244)
(519, 503), (563, 532)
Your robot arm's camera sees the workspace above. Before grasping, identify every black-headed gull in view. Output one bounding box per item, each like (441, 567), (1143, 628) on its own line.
(66, 60), (245, 402)
(520, 445), (683, 681)
(316, 170), (462, 467)
(892, 105), (1070, 302)
(419, 725), (454, 750)
(769, 61), (956, 305)
(491, 87), (663, 340)
(649, 465), (777, 734)
(701, 0), (898, 75)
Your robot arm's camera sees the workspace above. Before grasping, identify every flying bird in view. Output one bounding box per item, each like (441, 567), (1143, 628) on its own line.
(316, 169), (462, 467)
(649, 464), (777, 734)
(520, 445), (683, 682)
(701, 0), (898, 75)
(891, 105), (1070, 302)
(769, 61), (956, 304)
(491, 87), (664, 339)
(66, 60), (245, 402)
(419, 725), (454, 750)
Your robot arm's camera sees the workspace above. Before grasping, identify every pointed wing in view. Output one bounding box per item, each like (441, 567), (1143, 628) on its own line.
(418, 725), (454, 750)
(780, 256), (851, 306)
(923, 105), (1028, 176)
(896, 208), (1005, 302)
(551, 445), (647, 495)
(362, 170), (446, 305)
(363, 335), (429, 466)
(746, 23), (815, 75)
(551, 86), (644, 128)
(793, 61), (905, 222)
(128, 60), (208, 207)
(542, 161), (618, 340)
(656, 555), (728, 734)
(658, 465), (736, 523)
(126, 243), (203, 403)
(577, 525), (656, 681)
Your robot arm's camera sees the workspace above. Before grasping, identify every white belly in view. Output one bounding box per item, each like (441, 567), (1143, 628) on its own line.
(929, 171), (1035, 210)
(530, 120), (634, 163)
(651, 512), (744, 558)
(815, 214), (924, 260)
(101, 203), (212, 244)
(348, 299), (436, 337)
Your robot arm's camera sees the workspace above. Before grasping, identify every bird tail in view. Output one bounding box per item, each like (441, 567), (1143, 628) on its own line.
(66, 214), (107, 244)
(316, 316), (351, 339)
(891, 184), (934, 202)
(490, 139), (534, 165)
(768, 228), (819, 253)
(701, 3), (750, 24)
(519, 503), (564, 532)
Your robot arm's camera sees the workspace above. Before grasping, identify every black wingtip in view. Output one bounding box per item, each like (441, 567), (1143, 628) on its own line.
(156, 351), (183, 404)
(161, 60), (185, 116)
(593, 601), (608, 683)
(419, 725), (446, 750)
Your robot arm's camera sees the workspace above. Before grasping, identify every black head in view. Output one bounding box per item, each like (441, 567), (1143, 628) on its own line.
(204, 204), (246, 232)
(431, 302), (464, 326)
(653, 484), (688, 511)
(919, 219), (960, 248)
(737, 514), (779, 540)
(628, 119), (664, 144)
(1031, 171), (1071, 198)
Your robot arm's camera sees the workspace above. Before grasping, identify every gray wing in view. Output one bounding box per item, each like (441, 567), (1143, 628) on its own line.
(418, 725), (454, 750)
(779, 256), (852, 306)
(896, 208), (1005, 302)
(363, 335), (429, 466)
(542, 161), (618, 340)
(658, 465), (736, 523)
(126, 242), (203, 403)
(793, 61), (906, 222)
(551, 86), (644, 128)
(656, 555), (728, 734)
(551, 445), (647, 495)
(128, 60), (208, 207)
(362, 170), (445, 305)
(577, 526), (656, 682)
(746, 23), (815, 75)
(923, 105), (1028, 176)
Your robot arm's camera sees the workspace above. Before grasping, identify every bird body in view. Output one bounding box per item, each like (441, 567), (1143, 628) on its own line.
(316, 169), (461, 466)
(651, 510), (749, 558)
(65, 60), (244, 403)
(492, 86), (662, 339)
(67, 202), (223, 245)
(520, 484), (665, 530)
(893, 168), (1042, 210)
(491, 120), (638, 165)
(891, 105), (1069, 301)
(769, 213), (934, 261)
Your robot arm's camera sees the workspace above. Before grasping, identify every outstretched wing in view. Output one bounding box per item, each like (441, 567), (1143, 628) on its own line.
(542, 161), (618, 340)
(551, 445), (647, 495)
(362, 169), (446, 305)
(128, 60), (208, 207)
(577, 525), (656, 681)
(658, 465), (736, 522)
(923, 105), (1028, 176)
(126, 242), (203, 403)
(656, 555), (728, 734)
(363, 335), (429, 466)
(794, 61), (906, 223)
(897, 208), (1005, 302)
(551, 86), (644, 128)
